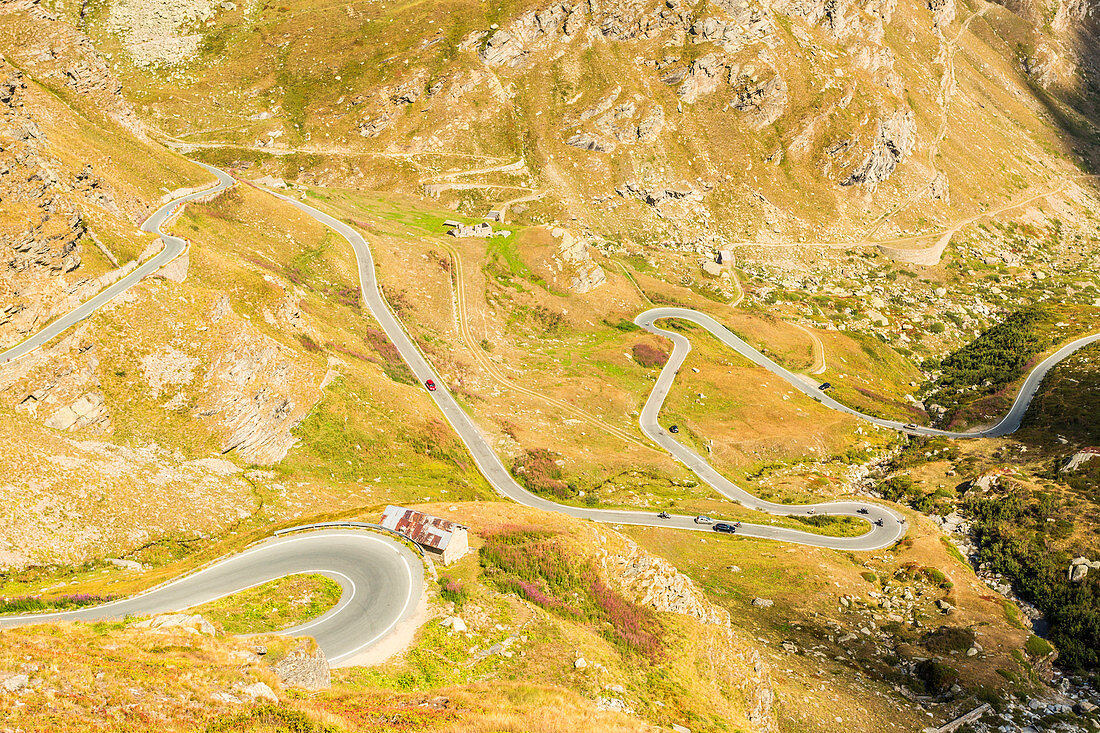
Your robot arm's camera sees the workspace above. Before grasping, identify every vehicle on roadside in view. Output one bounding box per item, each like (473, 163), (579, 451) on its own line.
(669, 424), (679, 434)
(807, 508), (815, 514)
(818, 382), (831, 390)
(694, 515), (712, 525)
(713, 523), (736, 534)
(657, 511), (671, 519)
(425, 379), (437, 392)
(903, 423), (917, 429)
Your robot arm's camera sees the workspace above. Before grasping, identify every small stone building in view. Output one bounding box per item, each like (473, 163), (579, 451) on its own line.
(380, 505), (469, 565)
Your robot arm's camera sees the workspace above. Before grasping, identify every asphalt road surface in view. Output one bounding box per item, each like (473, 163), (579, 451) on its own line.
(635, 307), (1100, 440)
(0, 531), (422, 666)
(0, 163), (235, 365)
(3, 164), (1096, 657)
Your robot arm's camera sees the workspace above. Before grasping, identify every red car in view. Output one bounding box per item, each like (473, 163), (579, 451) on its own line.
(425, 379), (437, 392)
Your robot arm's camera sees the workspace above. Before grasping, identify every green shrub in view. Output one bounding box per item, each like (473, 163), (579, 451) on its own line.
(915, 659), (960, 694)
(1024, 635), (1054, 657)
(923, 626), (976, 653)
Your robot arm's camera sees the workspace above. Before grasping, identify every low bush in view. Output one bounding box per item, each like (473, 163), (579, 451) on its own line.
(1024, 635), (1054, 657)
(512, 449), (570, 499)
(923, 626), (975, 653)
(915, 659), (960, 694)
(632, 343), (669, 368)
(438, 576), (468, 608)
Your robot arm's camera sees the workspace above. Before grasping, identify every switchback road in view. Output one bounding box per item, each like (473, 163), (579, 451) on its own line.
(0, 531), (422, 667)
(2, 164), (1096, 660)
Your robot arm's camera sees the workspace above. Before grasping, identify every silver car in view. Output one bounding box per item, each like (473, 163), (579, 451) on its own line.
(694, 515), (713, 525)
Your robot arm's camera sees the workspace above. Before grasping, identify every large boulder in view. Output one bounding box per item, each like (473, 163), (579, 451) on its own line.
(273, 647), (331, 690)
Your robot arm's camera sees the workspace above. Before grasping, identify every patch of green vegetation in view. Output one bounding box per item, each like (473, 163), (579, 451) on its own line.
(792, 515), (866, 537)
(928, 305), (1097, 422)
(481, 530), (662, 660)
(1024, 634), (1054, 657)
(191, 574), (341, 634)
(968, 488), (1096, 669)
(922, 625), (975, 653)
(1002, 600), (1026, 630)
(0, 592), (116, 614)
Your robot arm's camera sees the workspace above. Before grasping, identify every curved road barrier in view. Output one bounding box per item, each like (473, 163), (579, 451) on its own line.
(0, 531), (423, 666)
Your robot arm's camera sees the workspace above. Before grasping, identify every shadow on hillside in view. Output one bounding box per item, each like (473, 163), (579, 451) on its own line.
(1020, 20), (1100, 180)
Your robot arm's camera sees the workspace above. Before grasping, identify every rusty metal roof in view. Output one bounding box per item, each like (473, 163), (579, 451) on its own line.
(380, 505), (462, 551)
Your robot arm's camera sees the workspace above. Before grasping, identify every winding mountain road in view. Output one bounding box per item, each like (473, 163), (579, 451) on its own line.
(0, 163), (234, 365)
(0, 531), (422, 667)
(2, 163), (1096, 661)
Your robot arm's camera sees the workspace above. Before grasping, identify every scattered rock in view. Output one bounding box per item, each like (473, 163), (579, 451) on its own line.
(239, 681), (278, 702)
(131, 613), (215, 636)
(751, 598), (774, 608)
(0, 673), (29, 693)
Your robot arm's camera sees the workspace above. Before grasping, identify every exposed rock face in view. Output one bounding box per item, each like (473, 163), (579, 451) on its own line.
(1, 1), (147, 140)
(729, 66), (788, 128)
(565, 131), (611, 152)
(928, 0), (957, 26)
(273, 647), (331, 690)
(677, 53), (726, 103)
(195, 324), (319, 465)
(598, 533), (778, 732)
(547, 228), (607, 293)
(616, 179), (704, 208)
(566, 89), (665, 152)
(11, 334), (111, 434)
(840, 109), (916, 189)
(107, 0), (225, 66)
(0, 63), (86, 346)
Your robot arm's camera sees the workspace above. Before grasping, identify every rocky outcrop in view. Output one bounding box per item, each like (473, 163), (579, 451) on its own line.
(1069, 557), (1099, 582)
(11, 335), (111, 434)
(565, 131), (612, 152)
(598, 532), (778, 731)
(729, 65), (788, 128)
(690, 0), (774, 51)
(840, 109), (916, 190)
(546, 228), (607, 293)
(677, 53), (727, 103)
(616, 179), (704, 208)
(567, 95), (665, 152)
(0, 1), (147, 141)
(194, 314), (323, 465)
(928, 0), (957, 26)
(107, 0), (226, 66)
(272, 645), (331, 690)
